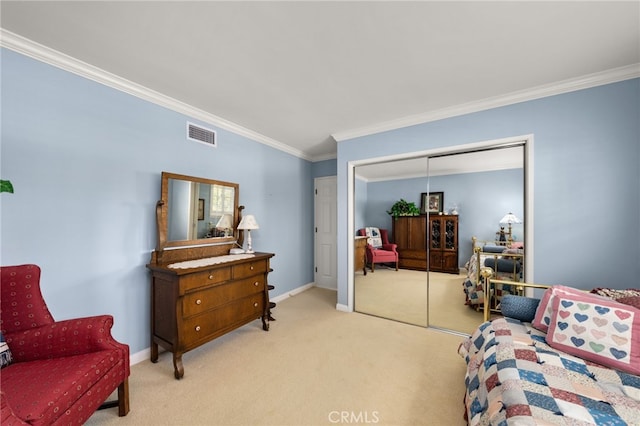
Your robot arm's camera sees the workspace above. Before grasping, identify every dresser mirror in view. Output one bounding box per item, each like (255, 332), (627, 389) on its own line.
(156, 171), (240, 250)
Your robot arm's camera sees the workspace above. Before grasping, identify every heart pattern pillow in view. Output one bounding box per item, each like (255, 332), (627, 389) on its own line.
(546, 292), (640, 375)
(532, 286), (585, 332)
(532, 285), (608, 333)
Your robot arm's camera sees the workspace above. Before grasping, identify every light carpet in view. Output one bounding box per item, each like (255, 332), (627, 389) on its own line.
(86, 287), (468, 426)
(355, 267), (483, 335)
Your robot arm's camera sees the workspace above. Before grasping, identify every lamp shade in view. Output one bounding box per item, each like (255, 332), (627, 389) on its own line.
(215, 214), (233, 229)
(499, 213), (522, 225)
(237, 214), (259, 230)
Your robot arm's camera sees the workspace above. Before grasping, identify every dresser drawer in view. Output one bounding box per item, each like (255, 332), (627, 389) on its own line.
(232, 259), (267, 279)
(399, 258), (427, 270)
(182, 295), (264, 345)
(179, 267), (231, 293)
(399, 249), (427, 260)
(182, 276), (265, 317)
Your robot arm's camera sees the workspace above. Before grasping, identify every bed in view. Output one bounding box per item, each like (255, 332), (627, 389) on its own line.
(459, 279), (640, 425)
(462, 237), (524, 312)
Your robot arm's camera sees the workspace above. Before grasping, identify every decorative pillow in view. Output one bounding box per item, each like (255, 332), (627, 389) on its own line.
(365, 227), (383, 248)
(484, 258), (521, 273)
(532, 285), (603, 332)
(0, 332), (13, 369)
(546, 292), (640, 375)
(500, 295), (540, 322)
(503, 248), (523, 255)
(617, 296), (640, 310)
(482, 245), (505, 253)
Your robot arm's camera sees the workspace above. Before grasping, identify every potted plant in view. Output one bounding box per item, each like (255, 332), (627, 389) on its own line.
(387, 199), (420, 218)
(0, 180), (13, 193)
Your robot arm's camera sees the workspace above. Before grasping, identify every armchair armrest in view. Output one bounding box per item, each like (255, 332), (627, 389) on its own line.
(1, 391), (28, 425)
(5, 315), (127, 363)
(381, 243), (397, 252)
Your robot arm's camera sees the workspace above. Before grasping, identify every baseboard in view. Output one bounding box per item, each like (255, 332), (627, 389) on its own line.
(336, 303), (351, 312)
(314, 284), (337, 291)
(130, 348), (150, 366)
(270, 282), (315, 303)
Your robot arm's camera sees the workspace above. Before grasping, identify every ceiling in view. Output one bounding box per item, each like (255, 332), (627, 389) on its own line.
(1, 1), (639, 170)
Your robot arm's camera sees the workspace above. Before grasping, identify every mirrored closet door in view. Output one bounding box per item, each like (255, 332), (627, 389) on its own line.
(354, 144), (525, 335)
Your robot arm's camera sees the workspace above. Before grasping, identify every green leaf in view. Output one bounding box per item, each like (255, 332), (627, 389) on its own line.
(1, 180), (14, 193)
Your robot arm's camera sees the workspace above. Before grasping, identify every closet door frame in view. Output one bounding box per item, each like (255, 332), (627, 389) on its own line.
(346, 134), (534, 315)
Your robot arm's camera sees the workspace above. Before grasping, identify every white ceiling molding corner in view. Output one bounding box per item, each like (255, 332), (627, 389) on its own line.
(0, 29), (312, 162)
(311, 152), (337, 163)
(332, 63), (640, 143)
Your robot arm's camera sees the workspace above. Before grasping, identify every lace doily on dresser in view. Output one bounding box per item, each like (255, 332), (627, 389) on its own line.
(168, 254), (255, 269)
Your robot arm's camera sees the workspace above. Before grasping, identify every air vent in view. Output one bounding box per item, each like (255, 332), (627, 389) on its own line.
(187, 122), (216, 147)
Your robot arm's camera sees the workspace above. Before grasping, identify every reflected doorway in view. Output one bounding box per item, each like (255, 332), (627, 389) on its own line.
(353, 141), (528, 334)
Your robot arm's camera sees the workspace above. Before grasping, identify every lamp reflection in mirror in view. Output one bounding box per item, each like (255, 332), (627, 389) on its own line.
(215, 214), (233, 237)
(499, 212), (522, 244)
(237, 214), (259, 253)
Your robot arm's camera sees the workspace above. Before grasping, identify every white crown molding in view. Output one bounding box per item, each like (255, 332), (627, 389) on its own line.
(333, 63), (640, 142)
(310, 152), (337, 162)
(4, 29), (638, 158)
(0, 29), (312, 161)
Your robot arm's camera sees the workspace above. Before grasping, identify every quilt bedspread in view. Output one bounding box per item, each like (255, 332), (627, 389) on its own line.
(459, 318), (640, 425)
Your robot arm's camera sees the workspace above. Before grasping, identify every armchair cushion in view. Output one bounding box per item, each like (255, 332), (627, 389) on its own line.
(2, 351), (124, 424)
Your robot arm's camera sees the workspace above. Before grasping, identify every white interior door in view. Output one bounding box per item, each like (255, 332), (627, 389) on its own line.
(314, 176), (337, 289)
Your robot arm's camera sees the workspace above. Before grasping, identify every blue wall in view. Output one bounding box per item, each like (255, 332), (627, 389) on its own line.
(362, 168), (524, 264)
(337, 78), (640, 306)
(312, 158), (337, 178)
(0, 49), (315, 354)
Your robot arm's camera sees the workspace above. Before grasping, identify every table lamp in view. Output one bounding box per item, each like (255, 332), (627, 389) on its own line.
(215, 213), (233, 237)
(237, 214), (259, 253)
(499, 212), (522, 244)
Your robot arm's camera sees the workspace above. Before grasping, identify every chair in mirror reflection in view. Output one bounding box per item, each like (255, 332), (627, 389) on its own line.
(357, 227), (399, 272)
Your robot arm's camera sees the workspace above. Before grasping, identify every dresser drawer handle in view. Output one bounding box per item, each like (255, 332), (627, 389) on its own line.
(254, 281), (259, 286)
(208, 274), (214, 280)
(195, 325), (201, 332)
(250, 265), (254, 270)
(253, 302), (258, 307)
(195, 299), (202, 305)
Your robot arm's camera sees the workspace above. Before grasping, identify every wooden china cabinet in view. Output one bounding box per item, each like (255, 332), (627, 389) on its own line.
(428, 214), (459, 274)
(392, 214), (459, 274)
(147, 172), (275, 379)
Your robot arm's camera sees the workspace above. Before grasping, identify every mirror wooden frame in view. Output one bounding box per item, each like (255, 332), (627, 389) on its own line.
(155, 172), (241, 252)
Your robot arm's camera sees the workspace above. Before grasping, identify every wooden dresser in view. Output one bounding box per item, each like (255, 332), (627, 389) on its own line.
(147, 252), (274, 379)
(393, 216), (427, 270)
(354, 236), (367, 275)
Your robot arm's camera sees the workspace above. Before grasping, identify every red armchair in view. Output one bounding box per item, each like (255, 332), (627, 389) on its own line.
(0, 264), (130, 425)
(357, 228), (399, 272)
